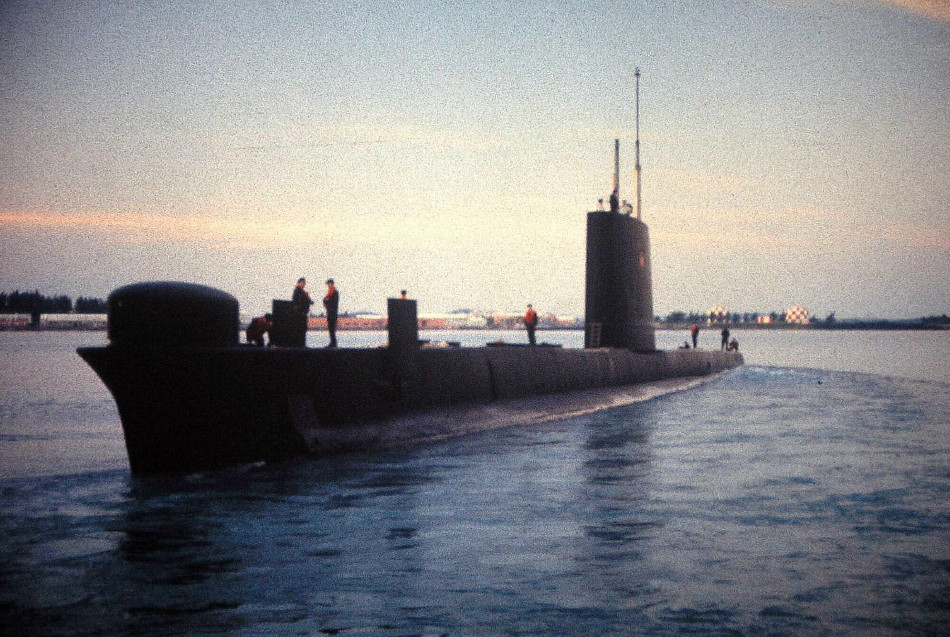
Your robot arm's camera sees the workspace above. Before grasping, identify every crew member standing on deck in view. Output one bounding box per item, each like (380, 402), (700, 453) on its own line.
(690, 322), (699, 349)
(721, 327), (730, 351)
(291, 278), (313, 347)
(324, 279), (340, 348)
(524, 304), (538, 346)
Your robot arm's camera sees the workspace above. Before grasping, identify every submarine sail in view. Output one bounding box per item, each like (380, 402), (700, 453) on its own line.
(585, 69), (655, 352)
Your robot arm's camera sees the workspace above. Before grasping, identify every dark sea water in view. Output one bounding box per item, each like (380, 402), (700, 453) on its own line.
(2, 329), (949, 636)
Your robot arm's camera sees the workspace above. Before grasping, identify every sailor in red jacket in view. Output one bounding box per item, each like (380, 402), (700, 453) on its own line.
(524, 304), (538, 346)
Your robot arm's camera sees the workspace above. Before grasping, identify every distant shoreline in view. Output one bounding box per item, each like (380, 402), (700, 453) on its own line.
(2, 323), (947, 333)
(657, 322), (950, 332)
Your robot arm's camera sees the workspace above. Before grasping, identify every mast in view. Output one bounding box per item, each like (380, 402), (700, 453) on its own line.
(635, 67), (642, 220)
(613, 138), (620, 193)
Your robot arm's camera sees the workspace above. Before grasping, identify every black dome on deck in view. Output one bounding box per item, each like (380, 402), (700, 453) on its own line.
(108, 281), (239, 347)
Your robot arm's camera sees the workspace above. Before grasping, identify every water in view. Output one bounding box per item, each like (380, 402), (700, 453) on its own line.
(2, 329), (949, 635)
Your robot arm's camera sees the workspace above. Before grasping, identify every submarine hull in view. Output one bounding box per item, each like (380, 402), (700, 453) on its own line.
(78, 344), (742, 475)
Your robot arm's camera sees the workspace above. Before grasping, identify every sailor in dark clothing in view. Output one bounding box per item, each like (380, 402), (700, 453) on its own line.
(291, 278), (313, 347)
(609, 187), (619, 213)
(323, 279), (339, 348)
(721, 327), (730, 351)
(246, 313), (272, 347)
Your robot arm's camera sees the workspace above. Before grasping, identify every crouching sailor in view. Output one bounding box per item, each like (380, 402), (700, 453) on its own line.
(246, 313), (273, 347)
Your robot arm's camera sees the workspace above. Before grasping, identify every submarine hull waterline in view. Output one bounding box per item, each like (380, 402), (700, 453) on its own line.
(78, 344), (742, 474)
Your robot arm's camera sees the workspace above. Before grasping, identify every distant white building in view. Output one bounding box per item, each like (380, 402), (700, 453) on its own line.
(417, 313), (488, 329)
(461, 314), (488, 328)
(40, 314), (107, 329)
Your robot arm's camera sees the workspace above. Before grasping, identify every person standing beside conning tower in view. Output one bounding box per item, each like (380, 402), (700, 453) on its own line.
(324, 279), (340, 348)
(291, 278), (313, 347)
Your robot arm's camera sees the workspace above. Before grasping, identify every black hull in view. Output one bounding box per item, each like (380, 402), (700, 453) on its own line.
(78, 344), (742, 475)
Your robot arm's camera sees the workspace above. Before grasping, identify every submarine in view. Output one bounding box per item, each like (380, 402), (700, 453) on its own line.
(78, 88), (742, 474)
(77, 199), (741, 475)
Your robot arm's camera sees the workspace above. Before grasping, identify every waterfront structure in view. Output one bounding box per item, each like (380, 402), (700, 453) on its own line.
(786, 303), (810, 324)
(708, 305), (731, 324)
(39, 314), (108, 330)
(0, 313), (107, 330)
(0, 314), (31, 329)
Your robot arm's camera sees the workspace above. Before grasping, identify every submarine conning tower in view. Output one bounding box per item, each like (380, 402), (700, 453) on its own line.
(584, 210), (655, 351)
(587, 78), (655, 353)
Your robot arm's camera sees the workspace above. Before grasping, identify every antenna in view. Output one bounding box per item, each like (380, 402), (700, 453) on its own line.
(635, 67), (642, 220)
(613, 138), (620, 192)
(610, 138), (620, 213)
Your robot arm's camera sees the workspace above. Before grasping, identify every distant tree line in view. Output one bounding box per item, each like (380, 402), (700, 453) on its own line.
(0, 291), (107, 314)
(922, 314), (950, 326)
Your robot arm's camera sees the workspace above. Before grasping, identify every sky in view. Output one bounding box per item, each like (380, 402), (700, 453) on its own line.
(1, 0), (948, 319)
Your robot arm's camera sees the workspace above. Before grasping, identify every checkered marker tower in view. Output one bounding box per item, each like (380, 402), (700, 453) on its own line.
(785, 304), (810, 324)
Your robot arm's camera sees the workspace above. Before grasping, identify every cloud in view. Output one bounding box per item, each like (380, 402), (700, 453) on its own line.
(652, 169), (753, 197)
(651, 205), (950, 255)
(873, 221), (950, 250)
(877, 0), (950, 23)
(0, 206), (579, 252)
(768, 1), (950, 23)
(223, 122), (508, 154)
(0, 210), (322, 249)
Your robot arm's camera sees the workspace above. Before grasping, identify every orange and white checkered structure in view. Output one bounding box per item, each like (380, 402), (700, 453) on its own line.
(785, 303), (810, 324)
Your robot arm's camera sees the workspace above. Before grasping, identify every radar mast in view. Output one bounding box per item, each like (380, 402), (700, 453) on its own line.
(634, 68), (642, 219)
